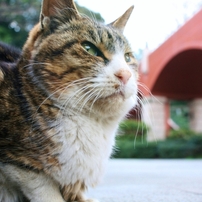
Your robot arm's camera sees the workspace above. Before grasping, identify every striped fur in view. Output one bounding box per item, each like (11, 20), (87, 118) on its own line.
(0, 0), (138, 201)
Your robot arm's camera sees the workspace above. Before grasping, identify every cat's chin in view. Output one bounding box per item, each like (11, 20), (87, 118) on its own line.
(104, 91), (125, 100)
(103, 89), (135, 101)
(91, 93), (137, 119)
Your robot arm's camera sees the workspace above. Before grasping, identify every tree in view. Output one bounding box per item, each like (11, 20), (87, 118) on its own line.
(0, 0), (104, 48)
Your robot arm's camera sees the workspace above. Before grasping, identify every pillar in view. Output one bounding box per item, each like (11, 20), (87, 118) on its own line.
(142, 96), (168, 141)
(190, 99), (202, 133)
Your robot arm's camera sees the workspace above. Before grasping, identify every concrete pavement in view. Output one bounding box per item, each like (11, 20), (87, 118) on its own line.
(87, 159), (202, 202)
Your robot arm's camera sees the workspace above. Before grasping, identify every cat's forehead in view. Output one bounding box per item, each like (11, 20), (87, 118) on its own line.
(55, 17), (131, 54)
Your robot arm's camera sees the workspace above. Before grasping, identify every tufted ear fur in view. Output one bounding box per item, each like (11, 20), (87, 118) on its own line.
(40, 0), (80, 29)
(109, 6), (134, 33)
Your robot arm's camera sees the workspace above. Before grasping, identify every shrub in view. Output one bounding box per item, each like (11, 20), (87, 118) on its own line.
(168, 129), (198, 140)
(114, 127), (202, 159)
(113, 140), (135, 158)
(118, 120), (149, 141)
(157, 140), (197, 158)
(188, 135), (202, 158)
(114, 138), (158, 159)
(113, 120), (202, 158)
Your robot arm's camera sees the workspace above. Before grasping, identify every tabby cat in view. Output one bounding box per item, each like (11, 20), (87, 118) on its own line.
(0, 0), (138, 201)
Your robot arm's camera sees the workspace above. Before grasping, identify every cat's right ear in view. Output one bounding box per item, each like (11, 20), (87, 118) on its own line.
(40, 0), (80, 29)
(109, 6), (134, 33)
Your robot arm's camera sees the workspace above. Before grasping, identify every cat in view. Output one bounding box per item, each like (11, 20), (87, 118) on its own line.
(0, 0), (138, 201)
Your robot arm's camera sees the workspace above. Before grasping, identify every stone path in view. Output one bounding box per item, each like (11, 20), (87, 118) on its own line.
(87, 159), (202, 202)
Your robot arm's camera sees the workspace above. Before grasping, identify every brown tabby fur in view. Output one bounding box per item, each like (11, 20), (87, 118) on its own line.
(0, 0), (137, 201)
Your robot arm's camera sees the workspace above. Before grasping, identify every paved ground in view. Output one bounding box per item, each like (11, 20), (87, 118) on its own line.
(87, 159), (202, 202)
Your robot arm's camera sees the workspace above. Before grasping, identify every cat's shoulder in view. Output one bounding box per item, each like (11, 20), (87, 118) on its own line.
(0, 42), (21, 63)
(0, 42), (21, 83)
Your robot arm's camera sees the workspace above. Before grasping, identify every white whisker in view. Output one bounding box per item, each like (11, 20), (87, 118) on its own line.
(77, 85), (101, 113)
(89, 88), (104, 116)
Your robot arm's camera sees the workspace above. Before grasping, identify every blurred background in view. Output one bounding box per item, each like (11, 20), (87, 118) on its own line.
(1, 0), (202, 158)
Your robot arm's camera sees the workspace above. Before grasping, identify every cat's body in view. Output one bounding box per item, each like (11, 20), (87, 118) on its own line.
(0, 0), (138, 201)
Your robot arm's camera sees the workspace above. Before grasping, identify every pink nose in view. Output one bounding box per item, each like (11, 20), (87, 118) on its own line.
(115, 69), (132, 85)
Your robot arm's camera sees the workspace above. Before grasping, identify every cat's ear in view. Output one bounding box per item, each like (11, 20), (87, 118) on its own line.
(40, 0), (80, 29)
(109, 6), (134, 33)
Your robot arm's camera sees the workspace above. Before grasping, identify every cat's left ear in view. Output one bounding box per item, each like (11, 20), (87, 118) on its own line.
(40, 0), (80, 29)
(109, 6), (134, 33)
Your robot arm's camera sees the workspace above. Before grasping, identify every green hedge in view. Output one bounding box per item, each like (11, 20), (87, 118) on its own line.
(157, 139), (201, 158)
(118, 120), (149, 141)
(114, 127), (202, 159)
(167, 128), (198, 140)
(114, 141), (158, 158)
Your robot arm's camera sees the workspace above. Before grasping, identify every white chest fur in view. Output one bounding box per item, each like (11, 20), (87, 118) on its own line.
(52, 114), (118, 187)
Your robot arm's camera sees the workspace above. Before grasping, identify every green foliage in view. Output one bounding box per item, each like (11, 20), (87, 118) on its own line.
(0, 1), (40, 47)
(170, 100), (189, 129)
(118, 120), (149, 141)
(167, 129), (197, 140)
(157, 139), (197, 158)
(114, 128), (202, 159)
(0, 23), (28, 47)
(0, 0), (104, 48)
(114, 140), (158, 158)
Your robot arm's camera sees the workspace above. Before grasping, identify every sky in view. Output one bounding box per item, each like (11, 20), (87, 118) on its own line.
(76, 0), (202, 52)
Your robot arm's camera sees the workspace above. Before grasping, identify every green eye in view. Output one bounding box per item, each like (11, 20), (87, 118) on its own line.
(124, 53), (131, 63)
(82, 42), (98, 56)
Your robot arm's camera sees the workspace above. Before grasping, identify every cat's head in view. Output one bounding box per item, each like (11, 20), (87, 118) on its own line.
(22, 0), (138, 118)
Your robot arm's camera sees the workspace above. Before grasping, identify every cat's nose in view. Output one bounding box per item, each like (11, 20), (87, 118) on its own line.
(115, 69), (131, 85)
